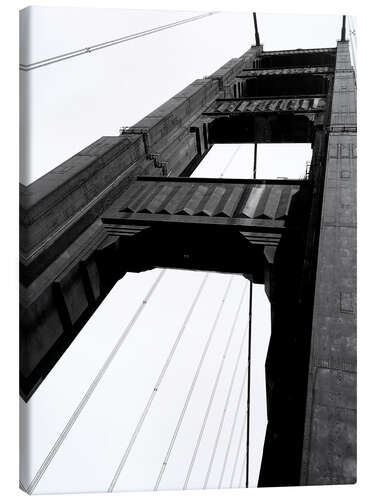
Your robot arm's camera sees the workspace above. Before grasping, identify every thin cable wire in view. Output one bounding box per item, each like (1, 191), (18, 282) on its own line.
(183, 283), (248, 489)
(220, 146), (242, 178)
(348, 16), (357, 50)
(108, 273), (209, 492)
(26, 269), (166, 494)
(347, 16), (357, 74)
(203, 324), (248, 489)
(153, 276), (234, 490)
(229, 410), (247, 487)
(238, 450), (247, 488)
(20, 12), (218, 71)
(246, 143), (257, 487)
(218, 368), (248, 488)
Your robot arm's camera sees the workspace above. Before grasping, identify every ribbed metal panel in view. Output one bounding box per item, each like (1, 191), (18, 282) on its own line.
(119, 180), (303, 221)
(204, 97), (326, 115)
(239, 66), (333, 77)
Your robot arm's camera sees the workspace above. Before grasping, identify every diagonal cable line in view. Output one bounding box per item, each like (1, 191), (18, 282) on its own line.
(153, 276), (234, 491)
(218, 367), (248, 488)
(348, 16), (357, 50)
(183, 283), (248, 489)
(220, 146), (242, 178)
(26, 269), (167, 494)
(108, 273), (209, 492)
(20, 12), (218, 71)
(203, 323), (248, 489)
(347, 16), (357, 74)
(229, 410), (247, 487)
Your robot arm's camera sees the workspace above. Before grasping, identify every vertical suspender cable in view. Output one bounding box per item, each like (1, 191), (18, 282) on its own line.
(245, 141), (257, 487)
(229, 410), (248, 487)
(108, 273), (209, 492)
(203, 324), (248, 489)
(111, 142), (245, 491)
(183, 284), (248, 489)
(218, 368), (248, 488)
(238, 448), (247, 487)
(153, 276), (234, 490)
(26, 269), (167, 494)
(245, 282), (253, 488)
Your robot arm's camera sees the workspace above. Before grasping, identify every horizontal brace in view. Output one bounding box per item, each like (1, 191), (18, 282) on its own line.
(241, 64), (334, 72)
(215, 94), (328, 101)
(202, 110), (324, 117)
(136, 176), (309, 186)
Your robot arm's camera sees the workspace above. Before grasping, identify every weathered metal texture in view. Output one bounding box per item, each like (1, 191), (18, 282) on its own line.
(19, 35), (356, 490)
(300, 40), (356, 485)
(19, 45), (262, 400)
(203, 96), (327, 115)
(101, 177), (310, 280)
(106, 177), (303, 222)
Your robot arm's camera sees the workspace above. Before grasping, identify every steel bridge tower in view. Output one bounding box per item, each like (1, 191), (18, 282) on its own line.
(20, 17), (356, 486)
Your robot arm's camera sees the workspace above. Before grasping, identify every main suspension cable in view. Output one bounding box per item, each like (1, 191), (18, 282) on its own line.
(20, 12), (218, 71)
(26, 269), (167, 494)
(153, 276), (234, 490)
(183, 283), (248, 489)
(108, 273), (209, 492)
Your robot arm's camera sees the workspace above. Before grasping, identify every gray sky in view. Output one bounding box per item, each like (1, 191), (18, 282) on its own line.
(19, 7), (346, 495)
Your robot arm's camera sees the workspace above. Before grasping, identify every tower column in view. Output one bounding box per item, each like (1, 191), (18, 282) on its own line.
(300, 39), (356, 485)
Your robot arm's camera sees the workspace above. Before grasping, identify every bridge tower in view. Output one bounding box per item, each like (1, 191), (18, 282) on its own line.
(20, 17), (356, 486)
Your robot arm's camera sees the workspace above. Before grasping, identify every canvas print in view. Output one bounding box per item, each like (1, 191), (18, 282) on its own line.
(19, 7), (357, 494)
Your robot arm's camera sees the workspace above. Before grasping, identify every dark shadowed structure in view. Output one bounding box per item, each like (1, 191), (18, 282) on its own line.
(20, 18), (356, 487)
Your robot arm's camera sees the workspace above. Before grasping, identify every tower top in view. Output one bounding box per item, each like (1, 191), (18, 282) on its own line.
(341, 15), (346, 41)
(253, 12), (260, 46)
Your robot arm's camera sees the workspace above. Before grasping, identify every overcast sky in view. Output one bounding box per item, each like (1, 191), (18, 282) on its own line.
(19, 7), (349, 495)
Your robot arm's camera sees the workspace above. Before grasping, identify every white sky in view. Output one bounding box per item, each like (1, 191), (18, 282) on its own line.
(19, 7), (347, 495)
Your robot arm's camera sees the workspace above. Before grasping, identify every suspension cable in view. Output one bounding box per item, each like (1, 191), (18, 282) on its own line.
(220, 146), (242, 178)
(203, 324), (248, 488)
(108, 273), (209, 492)
(238, 450), (247, 487)
(347, 16), (357, 75)
(26, 268), (166, 494)
(229, 410), (247, 487)
(218, 367), (248, 488)
(153, 276), (234, 490)
(28, 141), (244, 491)
(20, 12), (218, 72)
(348, 16), (357, 50)
(246, 142), (257, 487)
(183, 283), (248, 489)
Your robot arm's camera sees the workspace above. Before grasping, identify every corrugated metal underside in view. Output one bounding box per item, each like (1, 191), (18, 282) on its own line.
(203, 97), (327, 115)
(238, 66), (333, 77)
(116, 179), (303, 220)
